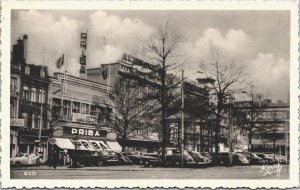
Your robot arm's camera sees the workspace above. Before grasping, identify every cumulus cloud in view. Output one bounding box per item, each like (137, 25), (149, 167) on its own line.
(12, 10), (83, 76)
(180, 28), (289, 102)
(12, 10), (154, 76)
(87, 11), (154, 67)
(11, 11), (289, 102)
(246, 53), (290, 101)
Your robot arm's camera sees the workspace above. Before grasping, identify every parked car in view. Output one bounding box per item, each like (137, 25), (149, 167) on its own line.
(142, 149), (195, 167)
(102, 150), (120, 165)
(242, 152), (264, 165)
(232, 153), (249, 165)
(255, 153), (275, 164)
(187, 150), (211, 167)
(211, 152), (231, 166)
(10, 153), (44, 167)
(123, 151), (145, 165)
(265, 153), (289, 164)
(73, 150), (108, 166)
(115, 152), (133, 165)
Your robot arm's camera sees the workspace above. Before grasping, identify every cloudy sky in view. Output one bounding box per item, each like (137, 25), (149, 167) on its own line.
(11, 10), (290, 102)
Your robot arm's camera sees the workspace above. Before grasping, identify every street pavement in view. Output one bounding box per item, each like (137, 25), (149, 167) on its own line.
(11, 164), (289, 179)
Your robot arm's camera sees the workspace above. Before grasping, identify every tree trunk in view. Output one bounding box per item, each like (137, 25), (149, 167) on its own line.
(200, 121), (203, 152)
(161, 70), (167, 166)
(215, 118), (220, 155)
(193, 117), (196, 151)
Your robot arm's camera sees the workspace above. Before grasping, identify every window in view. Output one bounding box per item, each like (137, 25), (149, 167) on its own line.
(81, 103), (89, 114)
(23, 86), (29, 101)
(30, 88), (37, 102)
(31, 113), (36, 129)
(10, 100), (17, 118)
(25, 66), (30, 75)
(38, 89), (45, 103)
(63, 100), (71, 120)
(52, 98), (62, 118)
(11, 77), (18, 92)
(91, 105), (99, 116)
(72, 101), (80, 113)
(40, 69), (45, 78)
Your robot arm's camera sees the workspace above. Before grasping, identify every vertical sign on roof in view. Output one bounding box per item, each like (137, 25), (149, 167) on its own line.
(80, 32), (87, 76)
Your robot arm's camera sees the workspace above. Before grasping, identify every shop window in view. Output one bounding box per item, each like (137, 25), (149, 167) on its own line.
(30, 87), (37, 102)
(38, 89), (45, 103)
(72, 101), (80, 113)
(23, 86), (29, 101)
(63, 100), (71, 120)
(81, 103), (89, 114)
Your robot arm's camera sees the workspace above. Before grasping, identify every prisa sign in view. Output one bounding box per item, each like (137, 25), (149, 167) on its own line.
(68, 127), (107, 137)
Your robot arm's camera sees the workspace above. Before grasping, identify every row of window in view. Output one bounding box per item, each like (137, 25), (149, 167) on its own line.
(22, 86), (46, 103)
(22, 112), (46, 129)
(24, 65), (46, 78)
(53, 98), (111, 123)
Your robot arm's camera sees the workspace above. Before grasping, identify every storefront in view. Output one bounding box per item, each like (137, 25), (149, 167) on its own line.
(50, 124), (122, 165)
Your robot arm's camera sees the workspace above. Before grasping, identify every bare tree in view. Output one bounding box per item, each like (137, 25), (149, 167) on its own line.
(105, 79), (160, 151)
(235, 89), (266, 156)
(146, 22), (184, 165)
(198, 55), (245, 156)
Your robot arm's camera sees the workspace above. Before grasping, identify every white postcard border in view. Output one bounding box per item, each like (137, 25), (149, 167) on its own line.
(1, 0), (299, 188)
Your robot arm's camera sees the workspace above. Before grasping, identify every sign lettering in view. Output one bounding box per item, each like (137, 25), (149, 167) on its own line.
(65, 127), (107, 138)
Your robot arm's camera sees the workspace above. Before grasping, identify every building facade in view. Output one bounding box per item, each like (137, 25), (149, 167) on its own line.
(10, 35), (50, 159)
(48, 72), (121, 163)
(87, 54), (162, 151)
(235, 100), (289, 157)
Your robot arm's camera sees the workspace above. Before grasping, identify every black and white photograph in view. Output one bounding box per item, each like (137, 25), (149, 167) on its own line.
(1, 1), (299, 189)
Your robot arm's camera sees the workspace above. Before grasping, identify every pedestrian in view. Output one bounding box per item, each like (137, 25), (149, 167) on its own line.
(52, 150), (58, 169)
(35, 152), (40, 167)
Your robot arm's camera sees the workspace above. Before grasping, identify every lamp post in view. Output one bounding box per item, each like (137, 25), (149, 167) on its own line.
(228, 96), (234, 166)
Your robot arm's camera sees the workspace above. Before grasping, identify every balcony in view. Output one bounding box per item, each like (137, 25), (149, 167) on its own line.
(20, 100), (47, 109)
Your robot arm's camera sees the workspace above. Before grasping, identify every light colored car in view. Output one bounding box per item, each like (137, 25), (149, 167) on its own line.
(10, 153), (43, 166)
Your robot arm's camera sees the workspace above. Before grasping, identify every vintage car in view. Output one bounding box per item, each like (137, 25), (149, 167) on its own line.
(187, 150), (211, 167)
(123, 151), (145, 165)
(10, 153), (43, 167)
(232, 153), (249, 165)
(255, 153), (275, 164)
(142, 149), (195, 167)
(115, 152), (133, 165)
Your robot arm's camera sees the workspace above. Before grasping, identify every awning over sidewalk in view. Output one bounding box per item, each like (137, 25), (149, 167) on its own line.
(105, 141), (122, 152)
(49, 138), (121, 152)
(49, 138), (75, 150)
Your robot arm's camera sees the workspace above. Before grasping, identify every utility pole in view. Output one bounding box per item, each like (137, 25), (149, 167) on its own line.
(229, 97), (233, 166)
(181, 69), (185, 168)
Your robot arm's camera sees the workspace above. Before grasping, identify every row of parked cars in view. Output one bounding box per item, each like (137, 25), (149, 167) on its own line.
(11, 149), (289, 167)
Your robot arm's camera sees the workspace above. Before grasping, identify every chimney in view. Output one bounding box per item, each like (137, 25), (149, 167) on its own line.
(23, 34), (28, 61)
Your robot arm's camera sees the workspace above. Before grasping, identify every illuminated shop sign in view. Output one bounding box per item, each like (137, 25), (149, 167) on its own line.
(63, 127), (107, 138)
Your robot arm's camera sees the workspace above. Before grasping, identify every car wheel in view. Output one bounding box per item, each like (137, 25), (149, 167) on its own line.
(144, 161), (150, 168)
(174, 160), (180, 167)
(15, 162), (21, 167)
(98, 160), (104, 167)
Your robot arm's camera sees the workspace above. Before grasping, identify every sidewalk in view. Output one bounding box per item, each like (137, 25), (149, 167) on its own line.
(11, 164), (196, 171)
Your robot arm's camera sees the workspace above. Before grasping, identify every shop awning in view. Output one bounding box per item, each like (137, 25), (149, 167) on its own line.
(105, 141), (122, 152)
(50, 138), (75, 150)
(50, 138), (122, 152)
(88, 140), (110, 151)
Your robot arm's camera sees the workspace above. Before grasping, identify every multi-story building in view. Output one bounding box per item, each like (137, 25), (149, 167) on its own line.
(10, 35), (50, 159)
(48, 72), (121, 162)
(87, 54), (161, 151)
(235, 100), (289, 157)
